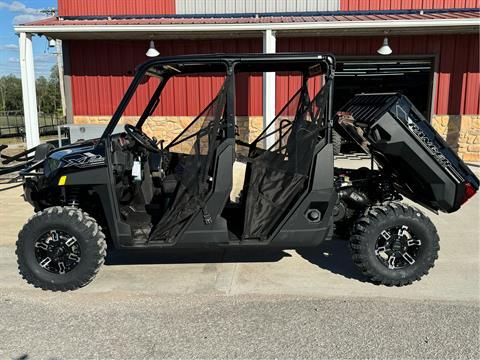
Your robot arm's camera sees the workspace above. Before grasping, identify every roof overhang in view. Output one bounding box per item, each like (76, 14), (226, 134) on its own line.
(14, 17), (480, 40)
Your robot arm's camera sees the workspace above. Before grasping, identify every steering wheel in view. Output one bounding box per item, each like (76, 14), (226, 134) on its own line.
(124, 124), (159, 152)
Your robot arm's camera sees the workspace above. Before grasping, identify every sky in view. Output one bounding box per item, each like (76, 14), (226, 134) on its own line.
(0, 0), (57, 78)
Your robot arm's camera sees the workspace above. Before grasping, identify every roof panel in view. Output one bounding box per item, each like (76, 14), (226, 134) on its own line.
(19, 8), (480, 27)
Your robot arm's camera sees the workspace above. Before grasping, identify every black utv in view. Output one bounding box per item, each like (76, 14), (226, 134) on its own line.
(16, 53), (478, 291)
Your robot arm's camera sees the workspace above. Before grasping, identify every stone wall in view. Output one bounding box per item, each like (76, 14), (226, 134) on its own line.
(73, 115), (265, 153)
(431, 115), (480, 162)
(74, 114), (480, 162)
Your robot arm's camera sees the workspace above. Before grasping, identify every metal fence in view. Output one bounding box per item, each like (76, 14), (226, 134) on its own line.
(0, 110), (66, 138)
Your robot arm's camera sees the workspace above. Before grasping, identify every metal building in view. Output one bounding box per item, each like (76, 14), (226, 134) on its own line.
(14, 0), (480, 161)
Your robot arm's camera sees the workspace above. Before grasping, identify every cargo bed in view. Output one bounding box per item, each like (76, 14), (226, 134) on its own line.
(335, 93), (479, 213)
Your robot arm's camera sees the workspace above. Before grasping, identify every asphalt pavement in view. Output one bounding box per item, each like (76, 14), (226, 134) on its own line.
(0, 159), (479, 359)
(1, 292), (478, 359)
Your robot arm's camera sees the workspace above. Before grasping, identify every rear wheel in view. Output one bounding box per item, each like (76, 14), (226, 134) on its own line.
(16, 206), (106, 291)
(350, 202), (439, 286)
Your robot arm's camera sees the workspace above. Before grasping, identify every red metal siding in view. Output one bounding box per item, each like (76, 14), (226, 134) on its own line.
(276, 34), (480, 115)
(58, 0), (175, 17)
(69, 39), (262, 117)
(58, 0), (479, 17)
(340, 0), (480, 10)
(69, 35), (479, 117)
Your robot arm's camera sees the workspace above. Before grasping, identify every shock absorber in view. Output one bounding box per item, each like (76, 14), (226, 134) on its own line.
(66, 187), (80, 208)
(375, 178), (400, 202)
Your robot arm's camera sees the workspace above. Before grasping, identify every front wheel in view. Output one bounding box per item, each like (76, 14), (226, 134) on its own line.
(350, 202), (439, 286)
(16, 206), (106, 291)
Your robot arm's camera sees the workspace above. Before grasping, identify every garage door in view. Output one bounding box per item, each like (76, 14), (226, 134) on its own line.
(334, 58), (434, 118)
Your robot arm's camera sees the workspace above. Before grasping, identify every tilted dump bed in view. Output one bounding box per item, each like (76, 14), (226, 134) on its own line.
(336, 93), (479, 213)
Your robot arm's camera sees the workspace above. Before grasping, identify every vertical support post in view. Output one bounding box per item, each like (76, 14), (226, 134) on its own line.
(262, 29), (276, 149)
(61, 40), (74, 124)
(56, 39), (67, 118)
(19, 32), (40, 149)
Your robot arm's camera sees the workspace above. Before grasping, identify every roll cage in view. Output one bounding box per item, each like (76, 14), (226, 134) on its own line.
(87, 53), (338, 247)
(99, 53), (336, 144)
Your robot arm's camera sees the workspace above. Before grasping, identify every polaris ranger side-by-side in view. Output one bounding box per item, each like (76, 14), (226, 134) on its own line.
(16, 54), (479, 291)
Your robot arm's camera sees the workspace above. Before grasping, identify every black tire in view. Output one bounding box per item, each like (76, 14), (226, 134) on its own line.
(350, 202), (439, 286)
(332, 130), (342, 155)
(16, 206), (106, 291)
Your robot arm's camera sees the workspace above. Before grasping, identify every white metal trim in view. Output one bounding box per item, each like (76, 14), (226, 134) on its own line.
(14, 18), (480, 34)
(175, 0), (340, 14)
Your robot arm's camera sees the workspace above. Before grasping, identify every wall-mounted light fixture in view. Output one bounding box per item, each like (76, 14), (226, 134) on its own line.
(377, 32), (392, 56)
(146, 40), (160, 57)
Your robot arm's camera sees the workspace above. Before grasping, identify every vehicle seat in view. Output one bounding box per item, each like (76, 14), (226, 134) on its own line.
(286, 121), (318, 174)
(162, 174), (179, 195)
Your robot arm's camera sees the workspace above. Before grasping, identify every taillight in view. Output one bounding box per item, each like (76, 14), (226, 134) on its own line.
(461, 182), (477, 205)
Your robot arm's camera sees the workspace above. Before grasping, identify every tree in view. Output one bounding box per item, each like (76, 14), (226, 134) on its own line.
(0, 65), (61, 115)
(36, 76), (50, 114)
(36, 65), (61, 115)
(48, 64), (61, 114)
(0, 75), (23, 112)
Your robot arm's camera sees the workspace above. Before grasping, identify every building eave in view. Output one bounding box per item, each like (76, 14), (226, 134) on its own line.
(14, 18), (480, 39)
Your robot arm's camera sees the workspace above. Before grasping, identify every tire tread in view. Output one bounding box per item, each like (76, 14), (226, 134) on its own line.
(350, 201), (439, 287)
(16, 206), (106, 292)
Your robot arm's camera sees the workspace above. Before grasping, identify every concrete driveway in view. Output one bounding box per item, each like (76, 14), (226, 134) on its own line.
(0, 160), (479, 359)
